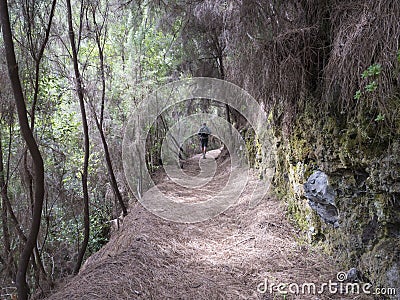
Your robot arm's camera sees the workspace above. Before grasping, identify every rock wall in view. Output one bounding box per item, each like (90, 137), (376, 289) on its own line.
(257, 107), (400, 298)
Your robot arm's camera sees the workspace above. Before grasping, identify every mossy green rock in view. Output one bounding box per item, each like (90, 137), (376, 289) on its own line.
(257, 108), (400, 298)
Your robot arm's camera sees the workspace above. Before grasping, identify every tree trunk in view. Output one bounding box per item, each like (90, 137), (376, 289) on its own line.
(96, 122), (128, 216)
(0, 1), (45, 299)
(29, 0), (57, 131)
(217, 54), (231, 124)
(0, 127), (13, 279)
(91, 7), (127, 216)
(66, 0), (91, 275)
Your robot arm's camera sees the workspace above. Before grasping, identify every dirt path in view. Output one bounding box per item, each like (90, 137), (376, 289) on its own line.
(46, 150), (372, 300)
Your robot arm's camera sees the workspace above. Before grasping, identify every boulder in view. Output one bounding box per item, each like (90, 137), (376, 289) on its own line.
(304, 171), (339, 228)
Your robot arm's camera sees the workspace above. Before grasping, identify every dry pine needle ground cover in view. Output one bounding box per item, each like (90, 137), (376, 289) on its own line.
(46, 150), (372, 300)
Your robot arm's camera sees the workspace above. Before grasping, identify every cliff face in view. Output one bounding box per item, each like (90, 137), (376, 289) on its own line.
(245, 105), (400, 297)
(267, 110), (400, 296)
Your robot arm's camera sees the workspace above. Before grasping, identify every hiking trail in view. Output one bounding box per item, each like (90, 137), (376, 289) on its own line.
(46, 150), (369, 300)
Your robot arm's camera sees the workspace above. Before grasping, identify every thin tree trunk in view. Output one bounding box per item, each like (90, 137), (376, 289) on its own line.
(217, 55), (231, 124)
(91, 8), (127, 216)
(3, 189), (27, 243)
(0, 1), (45, 299)
(2, 124), (29, 246)
(66, 0), (90, 275)
(29, 0), (57, 131)
(0, 127), (13, 279)
(23, 154), (34, 214)
(95, 120), (128, 216)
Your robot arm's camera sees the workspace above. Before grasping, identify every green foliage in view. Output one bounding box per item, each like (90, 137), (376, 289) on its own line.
(88, 209), (111, 253)
(365, 80), (378, 92)
(374, 113), (385, 122)
(352, 54), (400, 133)
(126, 7), (183, 84)
(354, 64), (381, 100)
(353, 89), (362, 100)
(361, 63), (382, 79)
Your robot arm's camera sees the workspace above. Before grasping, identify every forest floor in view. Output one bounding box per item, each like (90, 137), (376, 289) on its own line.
(45, 149), (373, 300)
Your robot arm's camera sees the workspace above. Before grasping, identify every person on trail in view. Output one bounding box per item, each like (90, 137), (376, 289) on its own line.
(198, 123), (211, 159)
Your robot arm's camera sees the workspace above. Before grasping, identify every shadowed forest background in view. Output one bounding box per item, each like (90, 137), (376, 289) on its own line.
(0, 0), (399, 299)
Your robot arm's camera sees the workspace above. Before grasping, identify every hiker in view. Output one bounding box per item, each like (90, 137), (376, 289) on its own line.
(198, 123), (211, 159)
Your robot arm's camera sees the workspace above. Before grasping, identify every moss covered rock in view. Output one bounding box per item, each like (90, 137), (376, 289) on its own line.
(258, 108), (400, 298)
